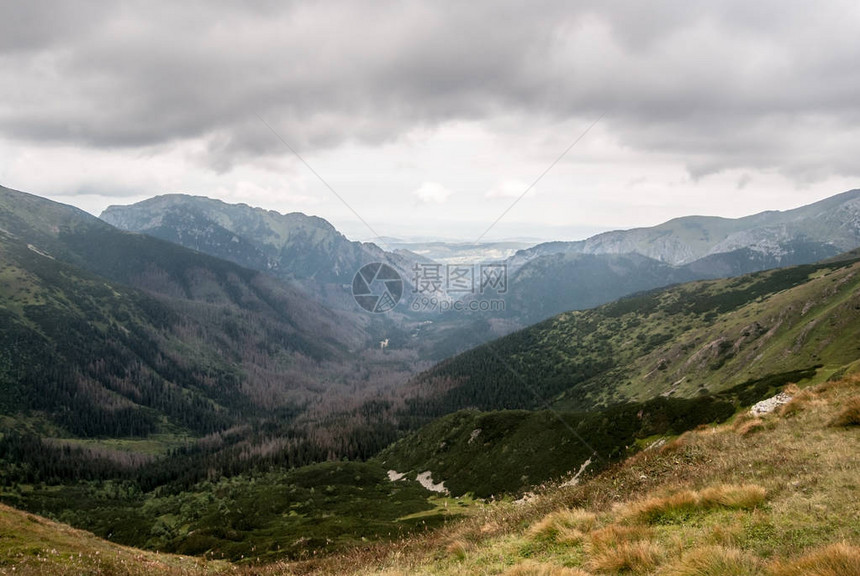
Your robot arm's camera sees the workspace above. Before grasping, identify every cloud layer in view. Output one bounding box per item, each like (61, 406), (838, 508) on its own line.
(2, 0), (859, 181)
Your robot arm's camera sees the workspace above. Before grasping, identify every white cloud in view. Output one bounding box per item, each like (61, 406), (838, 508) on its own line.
(215, 180), (321, 207)
(412, 182), (452, 204)
(485, 180), (536, 199)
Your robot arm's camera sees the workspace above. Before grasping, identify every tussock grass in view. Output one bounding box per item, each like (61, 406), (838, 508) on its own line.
(733, 414), (767, 436)
(829, 396), (860, 427)
(698, 484), (767, 509)
(587, 539), (664, 574)
(656, 545), (761, 575)
(768, 542), (860, 576)
(445, 538), (472, 560)
(736, 419), (767, 436)
(502, 561), (592, 575)
(528, 508), (597, 544)
(623, 484), (765, 524)
(778, 388), (818, 417)
(706, 520), (745, 547)
(585, 524), (661, 573)
(658, 435), (689, 454)
(587, 524), (653, 551)
(624, 490), (701, 523)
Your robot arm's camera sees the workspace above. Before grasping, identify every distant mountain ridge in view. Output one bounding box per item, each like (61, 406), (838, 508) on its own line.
(101, 189), (860, 328)
(494, 190), (860, 323)
(101, 194), (418, 287)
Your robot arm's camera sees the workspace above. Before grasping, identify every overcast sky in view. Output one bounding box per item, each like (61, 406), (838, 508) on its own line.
(1, 1), (859, 241)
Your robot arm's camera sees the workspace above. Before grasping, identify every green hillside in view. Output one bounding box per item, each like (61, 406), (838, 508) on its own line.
(0, 187), (446, 561)
(379, 369), (813, 498)
(331, 376), (860, 576)
(3, 372), (858, 575)
(406, 256), (860, 419)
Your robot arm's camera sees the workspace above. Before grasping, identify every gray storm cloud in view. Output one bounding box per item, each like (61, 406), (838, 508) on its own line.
(1, 0), (859, 180)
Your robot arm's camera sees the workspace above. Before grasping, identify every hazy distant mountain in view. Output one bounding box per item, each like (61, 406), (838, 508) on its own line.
(99, 190), (860, 334)
(495, 190), (860, 323)
(512, 189), (860, 266)
(101, 194), (419, 287)
(499, 240), (842, 324)
(379, 239), (533, 264)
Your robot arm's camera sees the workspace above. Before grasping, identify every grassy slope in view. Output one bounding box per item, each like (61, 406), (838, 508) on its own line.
(302, 376), (860, 575)
(0, 501), (232, 576)
(377, 373), (817, 497)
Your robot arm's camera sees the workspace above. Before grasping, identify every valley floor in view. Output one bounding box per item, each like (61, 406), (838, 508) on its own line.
(2, 376), (860, 575)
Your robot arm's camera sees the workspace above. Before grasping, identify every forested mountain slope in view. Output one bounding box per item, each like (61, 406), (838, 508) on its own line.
(0, 185), (419, 461)
(406, 255), (860, 418)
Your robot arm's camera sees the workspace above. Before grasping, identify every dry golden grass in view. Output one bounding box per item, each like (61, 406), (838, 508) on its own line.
(658, 435), (689, 454)
(778, 387), (818, 417)
(706, 520), (744, 547)
(829, 396), (860, 427)
(502, 561), (592, 576)
(587, 524), (653, 551)
(698, 484), (767, 509)
(587, 539), (664, 574)
(782, 383), (801, 395)
(528, 508), (597, 544)
(444, 538), (472, 561)
(657, 545), (761, 576)
(624, 490), (700, 523)
(622, 484), (766, 524)
(768, 542), (860, 576)
(737, 418), (768, 436)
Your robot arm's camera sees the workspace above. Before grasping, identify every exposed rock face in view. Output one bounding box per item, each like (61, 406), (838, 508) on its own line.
(750, 392), (794, 416)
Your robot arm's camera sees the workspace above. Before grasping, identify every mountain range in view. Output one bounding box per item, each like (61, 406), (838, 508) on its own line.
(497, 189), (860, 323)
(102, 190), (860, 329)
(3, 183), (860, 565)
(513, 189), (860, 265)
